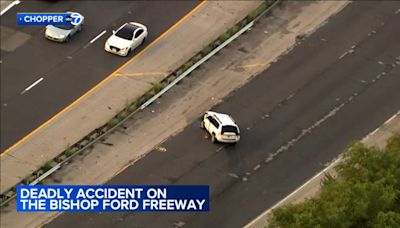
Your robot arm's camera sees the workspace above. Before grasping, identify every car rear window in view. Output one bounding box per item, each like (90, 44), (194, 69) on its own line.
(222, 125), (238, 134)
(115, 24), (138, 40)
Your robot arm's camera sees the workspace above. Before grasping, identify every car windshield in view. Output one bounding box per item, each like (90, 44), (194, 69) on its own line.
(222, 125), (238, 134)
(115, 24), (138, 40)
(54, 24), (74, 30)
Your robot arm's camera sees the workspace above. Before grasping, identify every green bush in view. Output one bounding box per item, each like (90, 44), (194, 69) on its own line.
(107, 118), (119, 128)
(218, 31), (232, 43)
(201, 44), (214, 56)
(41, 161), (53, 173)
(153, 82), (166, 94)
(248, 1), (268, 20)
(118, 110), (129, 120)
(268, 135), (400, 228)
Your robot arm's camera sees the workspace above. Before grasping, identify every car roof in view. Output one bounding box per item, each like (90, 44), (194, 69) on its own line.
(208, 111), (237, 126)
(114, 23), (140, 40)
(122, 23), (139, 32)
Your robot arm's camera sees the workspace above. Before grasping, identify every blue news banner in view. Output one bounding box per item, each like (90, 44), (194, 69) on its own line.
(17, 185), (209, 212)
(17, 13), (84, 26)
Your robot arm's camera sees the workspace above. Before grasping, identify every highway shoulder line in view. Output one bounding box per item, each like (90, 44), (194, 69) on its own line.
(244, 111), (400, 228)
(1, 0), (208, 157)
(1, 0), (263, 198)
(0, 1), (353, 227)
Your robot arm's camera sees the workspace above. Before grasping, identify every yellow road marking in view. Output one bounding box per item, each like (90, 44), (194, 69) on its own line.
(240, 63), (268, 68)
(116, 72), (167, 77)
(1, 0), (207, 156)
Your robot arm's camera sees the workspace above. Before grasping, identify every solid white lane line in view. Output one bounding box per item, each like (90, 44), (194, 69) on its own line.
(0, 0), (20, 16)
(89, 30), (107, 44)
(245, 111), (400, 228)
(384, 110), (400, 125)
(22, 77), (43, 94)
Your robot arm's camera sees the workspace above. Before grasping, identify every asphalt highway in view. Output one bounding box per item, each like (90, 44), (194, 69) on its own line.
(47, 1), (400, 227)
(0, 0), (201, 152)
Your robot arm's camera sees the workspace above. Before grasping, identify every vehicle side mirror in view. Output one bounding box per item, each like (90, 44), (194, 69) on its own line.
(112, 30), (116, 34)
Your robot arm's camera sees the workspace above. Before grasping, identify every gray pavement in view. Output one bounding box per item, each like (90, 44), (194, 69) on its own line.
(0, 1), (17, 15)
(0, 0), (201, 151)
(0, 2), (350, 228)
(0, 0), (261, 195)
(45, 1), (400, 228)
(245, 112), (400, 228)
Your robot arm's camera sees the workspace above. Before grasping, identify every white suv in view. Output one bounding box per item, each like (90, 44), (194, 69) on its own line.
(200, 111), (240, 143)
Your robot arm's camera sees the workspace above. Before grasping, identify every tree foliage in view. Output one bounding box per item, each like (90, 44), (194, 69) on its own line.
(268, 135), (400, 228)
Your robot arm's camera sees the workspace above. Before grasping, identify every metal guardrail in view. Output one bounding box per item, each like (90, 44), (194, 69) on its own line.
(139, 21), (255, 111)
(140, 0), (281, 110)
(0, 0), (280, 207)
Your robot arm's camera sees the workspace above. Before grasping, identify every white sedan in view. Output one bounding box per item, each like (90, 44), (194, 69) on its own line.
(104, 22), (148, 56)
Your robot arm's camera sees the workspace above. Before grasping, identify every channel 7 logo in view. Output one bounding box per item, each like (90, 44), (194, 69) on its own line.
(66, 12), (83, 26)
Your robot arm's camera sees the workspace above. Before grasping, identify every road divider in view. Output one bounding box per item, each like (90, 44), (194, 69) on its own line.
(0, 0), (280, 207)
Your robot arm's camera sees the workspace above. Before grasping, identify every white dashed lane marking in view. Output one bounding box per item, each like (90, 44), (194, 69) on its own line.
(21, 77), (43, 94)
(0, 0), (20, 16)
(89, 30), (107, 44)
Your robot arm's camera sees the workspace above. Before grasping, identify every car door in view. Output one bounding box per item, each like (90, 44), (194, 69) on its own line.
(203, 115), (211, 131)
(132, 29), (144, 49)
(208, 116), (220, 135)
(129, 31), (136, 49)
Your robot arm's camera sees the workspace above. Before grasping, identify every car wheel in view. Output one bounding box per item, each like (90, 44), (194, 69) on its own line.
(211, 133), (217, 143)
(65, 35), (70, 42)
(141, 36), (146, 45)
(200, 121), (205, 129)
